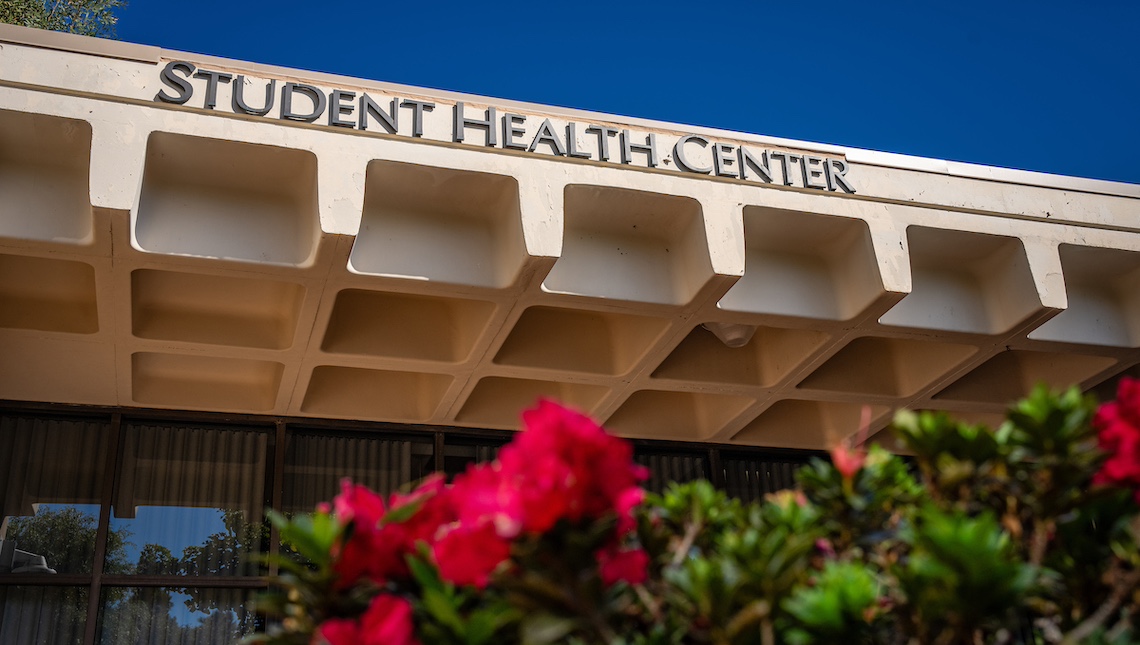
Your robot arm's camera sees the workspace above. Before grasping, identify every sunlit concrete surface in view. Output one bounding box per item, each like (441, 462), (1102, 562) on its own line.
(0, 24), (1137, 450)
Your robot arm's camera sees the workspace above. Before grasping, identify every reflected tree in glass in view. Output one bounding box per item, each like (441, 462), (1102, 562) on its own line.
(179, 509), (266, 578)
(6, 507), (132, 575)
(110, 423), (269, 577)
(99, 587), (256, 645)
(1, 416), (111, 576)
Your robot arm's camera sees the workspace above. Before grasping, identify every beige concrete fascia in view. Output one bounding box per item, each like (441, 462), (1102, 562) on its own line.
(12, 18), (1120, 212)
(1019, 239), (1068, 312)
(0, 23), (159, 62)
(695, 195), (747, 279)
(314, 146), (366, 236)
(846, 149), (1140, 199)
(515, 172), (565, 261)
(1, 23), (1136, 204)
(2, 24), (1140, 448)
(89, 117), (151, 212)
(864, 219), (913, 298)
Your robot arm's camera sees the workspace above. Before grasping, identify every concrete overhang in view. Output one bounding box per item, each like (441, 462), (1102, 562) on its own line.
(0, 24), (1137, 450)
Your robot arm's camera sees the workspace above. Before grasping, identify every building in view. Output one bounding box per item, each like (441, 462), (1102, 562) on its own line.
(0, 23), (1137, 644)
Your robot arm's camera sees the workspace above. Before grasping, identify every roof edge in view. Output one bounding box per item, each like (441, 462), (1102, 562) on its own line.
(1, 23), (1136, 199)
(0, 22), (159, 62)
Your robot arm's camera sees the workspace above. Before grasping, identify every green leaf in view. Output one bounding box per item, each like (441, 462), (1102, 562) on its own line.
(383, 497), (426, 525)
(784, 561), (881, 636)
(464, 608), (520, 645)
(407, 554), (447, 594)
(273, 512), (341, 566)
(422, 587), (465, 634)
(520, 613), (577, 645)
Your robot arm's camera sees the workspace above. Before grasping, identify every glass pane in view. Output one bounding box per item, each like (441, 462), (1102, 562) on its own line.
(0, 415), (110, 575)
(443, 439), (504, 479)
(0, 585), (88, 645)
(722, 456), (808, 503)
(110, 423), (268, 577)
(635, 451), (709, 495)
(282, 431), (433, 514)
(99, 586), (259, 644)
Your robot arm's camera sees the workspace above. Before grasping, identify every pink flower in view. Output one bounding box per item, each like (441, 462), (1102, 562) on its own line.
(596, 545), (649, 586)
(333, 480), (387, 532)
(450, 462), (524, 537)
(330, 475), (459, 587)
(315, 594), (419, 645)
(433, 522), (512, 589)
(388, 474), (454, 553)
(1093, 377), (1140, 503)
(815, 538), (837, 559)
(360, 594), (419, 645)
(329, 481), (402, 586)
(615, 487), (645, 534)
(315, 618), (359, 645)
(331, 527), (403, 589)
(446, 400), (646, 539)
(326, 400), (649, 593)
(503, 399), (647, 533)
(830, 444), (866, 481)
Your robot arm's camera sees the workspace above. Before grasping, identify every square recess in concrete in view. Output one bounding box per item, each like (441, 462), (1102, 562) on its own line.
(605, 390), (753, 441)
(455, 377), (609, 428)
(494, 305), (670, 376)
(0, 254), (98, 334)
(132, 269), (305, 349)
(881, 227), (1040, 335)
(1029, 245), (1140, 348)
(652, 324), (829, 387)
(132, 352), (284, 412)
(798, 336), (977, 397)
(135, 132), (319, 266)
(733, 400), (891, 449)
(935, 350), (1117, 404)
(0, 338), (115, 404)
(543, 186), (712, 305)
(322, 289), (495, 363)
(302, 366), (452, 422)
(719, 208), (882, 320)
(350, 161), (526, 289)
(0, 109), (93, 244)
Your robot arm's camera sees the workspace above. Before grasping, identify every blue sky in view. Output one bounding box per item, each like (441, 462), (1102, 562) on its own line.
(118, 0), (1138, 184)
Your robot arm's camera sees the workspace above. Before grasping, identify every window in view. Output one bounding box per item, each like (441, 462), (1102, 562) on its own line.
(0, 405), (822, 644)
(721, 453), (811, 503)
(283, 429), (434, 512)
(634, 449), (710, 495)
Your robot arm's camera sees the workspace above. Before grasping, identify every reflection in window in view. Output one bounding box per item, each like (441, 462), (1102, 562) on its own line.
(0, 415), (110, 575)
(282, 432), (433, 514)
(0, 586), (88, 645)
(110, 423), (268, 577)
(99, 587), (258, 645)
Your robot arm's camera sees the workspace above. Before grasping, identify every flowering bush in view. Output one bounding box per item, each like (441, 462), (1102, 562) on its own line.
(1095, 378), (1140, 505)
(250, 381), (1140, 645)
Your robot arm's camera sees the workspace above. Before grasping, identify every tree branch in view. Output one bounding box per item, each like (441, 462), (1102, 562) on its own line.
(1061, 566), (1140, 645)
(670, 518), (702, 567)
